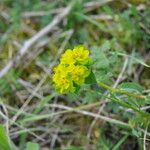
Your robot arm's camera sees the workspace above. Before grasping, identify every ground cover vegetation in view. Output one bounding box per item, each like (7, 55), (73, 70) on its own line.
(0, 0), (150, 149)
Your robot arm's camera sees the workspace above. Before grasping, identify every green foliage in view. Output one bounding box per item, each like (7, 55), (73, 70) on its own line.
(0, 125), (12, 150)
(112, 134), (129, 150)
(90, 45), (110, 83)
(67, 0), (84, 29)
(146, 94), (150, 104)
(85, 71), (97, 85)
(96, 133), (113, 150)
(33, 93), (57, 114)
(91, 46), (109, 70)
(119, 82), (144, 93)
(25, 142), (39, 150)
(83, 89), (100, 104)
(131, 129), (142, 138)
(0, 0), (150, 149)
(67, 92), (79, 102)
(113, 52), (150, 68)
(0, 69), (21, 97)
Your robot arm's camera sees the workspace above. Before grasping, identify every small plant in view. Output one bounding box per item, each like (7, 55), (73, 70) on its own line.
(53, 45), (91, 93)
(53, 45), (150, 128)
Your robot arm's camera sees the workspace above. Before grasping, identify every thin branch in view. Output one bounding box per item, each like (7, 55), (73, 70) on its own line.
(22, 8), (64, 18)
(0, 109), (44, 142)
(20, 102), (130, 129)
(11, 75), (47, 123)
(49, 104), (130, 128)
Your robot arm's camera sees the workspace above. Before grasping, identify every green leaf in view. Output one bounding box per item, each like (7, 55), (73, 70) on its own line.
(132, 129), (142, 138)
(83, 90), (100, 104)
(25, 142), (39, 150)
(100, 40), (111, 52)
(118, 82), (145, 107)
(91, 46), (109, 69)
(67, 92), (79, 102)
(90, 45), (111, 83)
(112, 134), (129, 150)
(85, 71), (97, 84)
(119, 82), (144, 93)
(73, 82), (81, 94)
(110, 94), (150, 119)
(33, 93), (57, 114)
(146, 94), (150, 104)
(0, 125), (12, 150)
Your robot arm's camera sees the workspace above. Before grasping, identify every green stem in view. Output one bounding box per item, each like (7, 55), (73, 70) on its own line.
(98, 82), (145, 100)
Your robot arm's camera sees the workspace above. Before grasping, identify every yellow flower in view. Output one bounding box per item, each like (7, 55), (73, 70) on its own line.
(52, 45), (91, 94)
(54, 77), (74, 94)
(53, 64), (67, 78)
(53, 65), (74, 94)
(72, 45), (90, 65)
(60, 49), (75, 65)
(68, 65), (90, 85)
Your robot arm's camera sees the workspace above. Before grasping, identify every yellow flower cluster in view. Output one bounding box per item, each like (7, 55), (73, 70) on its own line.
(53, 45), (91, 94)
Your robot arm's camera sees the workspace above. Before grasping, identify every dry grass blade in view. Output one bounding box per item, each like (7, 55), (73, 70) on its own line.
(0, 4), (73, 78)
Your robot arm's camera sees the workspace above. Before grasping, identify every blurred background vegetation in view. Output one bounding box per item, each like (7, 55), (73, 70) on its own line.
(0, 0), (150, 150)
